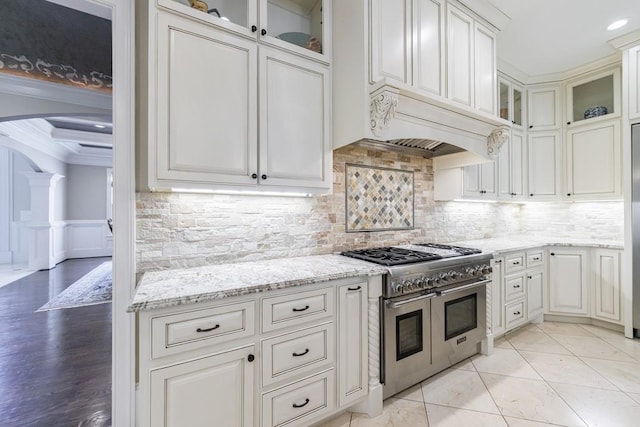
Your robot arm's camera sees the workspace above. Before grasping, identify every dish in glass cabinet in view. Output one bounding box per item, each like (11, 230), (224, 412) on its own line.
(277, 32), (322, 54)
(584, 105), (608, 119)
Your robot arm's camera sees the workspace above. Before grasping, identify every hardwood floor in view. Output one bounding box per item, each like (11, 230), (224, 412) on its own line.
(0, 257), (112, 427)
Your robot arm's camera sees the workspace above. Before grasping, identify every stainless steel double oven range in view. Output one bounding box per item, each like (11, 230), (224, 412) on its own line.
(342, 243), (492, 399)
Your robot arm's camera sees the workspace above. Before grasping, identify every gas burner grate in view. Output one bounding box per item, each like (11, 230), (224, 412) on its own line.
(341, 247), (442, 266)
(415, 243), (482, 256)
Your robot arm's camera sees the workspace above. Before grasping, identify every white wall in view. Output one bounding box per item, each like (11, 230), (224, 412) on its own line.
(66, 164), (108, 220)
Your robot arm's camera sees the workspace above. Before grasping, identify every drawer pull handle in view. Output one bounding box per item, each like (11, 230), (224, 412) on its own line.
(533, 257), (540, 261)
(513, 261), (520, 265)
(348, 286), (362, 291)
(514, 285), (521, 288)
(514, 311), (521, 315)
(196, 324), (220, 333)
(292, 398), (310, 409)
(292, 348), (310, 357)
(292, 305), (310, 312)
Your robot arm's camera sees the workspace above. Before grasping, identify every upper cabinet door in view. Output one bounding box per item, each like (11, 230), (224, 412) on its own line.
(528, 85), (561, 131)
(528, 132), (562, 199)
(630, 45), (640, 120)
(370, 0), (411, 84)
(158, 0), (258, 38)
(565, 67), (620, 127)
(447, 4), (474, 107)
(261, 0), (330, 62)
(473, 22), (496, 115)
(259, 47), (331, 190)
(413, 0), (445, 96)
(155, 12), (258, 187)
(565, 119), (621, 199)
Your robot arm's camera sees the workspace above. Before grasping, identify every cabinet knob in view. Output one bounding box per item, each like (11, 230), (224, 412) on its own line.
(251, 173), (258, 179)
(550, 252), (555, 256)
(512, 120), (516, 124)
(261, 28), (267, 36)
(567, 193), (571, 196)
(529, 125), (533, 129)
(248, 354), (255, 362)
(251, 25), (257, 32)
(528, 275), (532, 279)
(567, 121), (571, 125)
(529, 193), (534, 197)
(261, 174), (268, 180)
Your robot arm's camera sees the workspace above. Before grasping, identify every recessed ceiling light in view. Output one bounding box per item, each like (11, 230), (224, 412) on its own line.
(94, 124), (106, 128)
(607, 19), (628, 31)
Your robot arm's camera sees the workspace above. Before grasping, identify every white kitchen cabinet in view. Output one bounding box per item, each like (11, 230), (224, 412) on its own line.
(498, 75), (524, 128)
(473, 21), (497, 115)
(370, 0), (445, 95)
(527, 269), (544, 319)
(447, 4), (496, 113)
(527, 131), (562, 199)
(462, 161), (497, 199)
(490, 257), (505, 337)
(138, 1), (332, 193)
(527, 85), (561, 131)
(592, 249), (622, 324)
(565, 67), (620, 126)
(158, 0), (330, 62)
(150, 346), (255, 427)
(369, 0), (411, 84)
(565, 119), (621, 199)
(338, 282), (368, 406)
(138, 275), (378, 427)
(547, 248), (589, 316)
(259, 47), (331, 189)
(498, 129), (526, 200)
(629, 45), (640, 120)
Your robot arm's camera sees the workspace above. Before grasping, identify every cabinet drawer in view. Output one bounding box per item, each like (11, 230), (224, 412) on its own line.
(151, 301), (255, 358)
(505, 275), (525, 302)
(262, 323), (335, 387)
(262, 370), (335, 427)
(527, 250), (544, 268)
(263, 287), (334, 333)
(505, 300), (526, 329)
(504, 253), (525, 274)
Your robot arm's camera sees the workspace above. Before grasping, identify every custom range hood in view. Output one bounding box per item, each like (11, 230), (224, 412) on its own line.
(332, 0), (512, 167)
(334, 79), (512, 166)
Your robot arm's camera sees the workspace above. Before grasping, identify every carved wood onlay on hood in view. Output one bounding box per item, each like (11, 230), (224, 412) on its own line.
(370, 91), (398, 137)
(486, 126), (510, 159)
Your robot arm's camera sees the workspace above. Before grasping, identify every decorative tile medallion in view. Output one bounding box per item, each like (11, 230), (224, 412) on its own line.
(346, 164), (414, 232)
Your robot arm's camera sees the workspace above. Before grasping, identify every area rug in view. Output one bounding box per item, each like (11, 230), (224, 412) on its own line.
(37, 262), (112, 312)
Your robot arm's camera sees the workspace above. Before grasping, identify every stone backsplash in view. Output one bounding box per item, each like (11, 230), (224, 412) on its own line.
(136, 145), (622, 272)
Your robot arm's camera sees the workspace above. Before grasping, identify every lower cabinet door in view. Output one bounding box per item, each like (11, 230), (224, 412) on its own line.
(338, 282), (368, 406)
(262, 370), (335, 427)
(527, 269), (544, 319)
(150, 345), (255, 427)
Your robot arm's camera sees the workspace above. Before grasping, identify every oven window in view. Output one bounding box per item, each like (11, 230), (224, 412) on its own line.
(444, 294), (477, 341)
(396, 310), (423, 361)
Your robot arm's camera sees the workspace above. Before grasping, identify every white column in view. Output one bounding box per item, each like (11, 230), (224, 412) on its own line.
(351, 275), (384, 417)
(0, 146), (11, 264)
(22, 172), (64, 270)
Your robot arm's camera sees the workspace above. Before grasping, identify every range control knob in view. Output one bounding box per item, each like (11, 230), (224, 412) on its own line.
(415, 278), (425, 289)
(401, 279), (412, 291)
(392, 282), (403, 293)
(465, 267), (475, 276)
(425, 278), (434, 287)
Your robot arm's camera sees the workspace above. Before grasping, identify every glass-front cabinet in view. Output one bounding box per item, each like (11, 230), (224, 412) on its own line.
(566, 67), (620, 126)
(160, 0), (328, 61)
(498, 76), (524, 128)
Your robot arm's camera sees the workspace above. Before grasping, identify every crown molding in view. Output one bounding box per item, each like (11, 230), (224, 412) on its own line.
(52, 127), (112, 148)
(0, 73), (112, 111)
(609, 29), (640, 50)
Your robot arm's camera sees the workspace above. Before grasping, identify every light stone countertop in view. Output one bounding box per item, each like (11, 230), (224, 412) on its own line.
(129, 254), (387, 312)
(450, 236), (624, 255)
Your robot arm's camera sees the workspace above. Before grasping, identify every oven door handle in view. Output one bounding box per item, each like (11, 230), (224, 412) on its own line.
(385, 292), (437, 309)
(436, 279), (491, 296)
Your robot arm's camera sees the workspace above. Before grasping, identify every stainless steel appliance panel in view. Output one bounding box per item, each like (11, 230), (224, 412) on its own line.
(382, 293), (435, 399)
(431, 280), (487, 368)
(633, 124), (640, 333)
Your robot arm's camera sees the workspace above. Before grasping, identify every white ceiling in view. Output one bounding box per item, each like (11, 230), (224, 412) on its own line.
(488, 0), (640, 78)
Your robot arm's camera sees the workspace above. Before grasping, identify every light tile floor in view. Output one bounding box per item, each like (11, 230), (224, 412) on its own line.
(318, 321), (640, 427)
